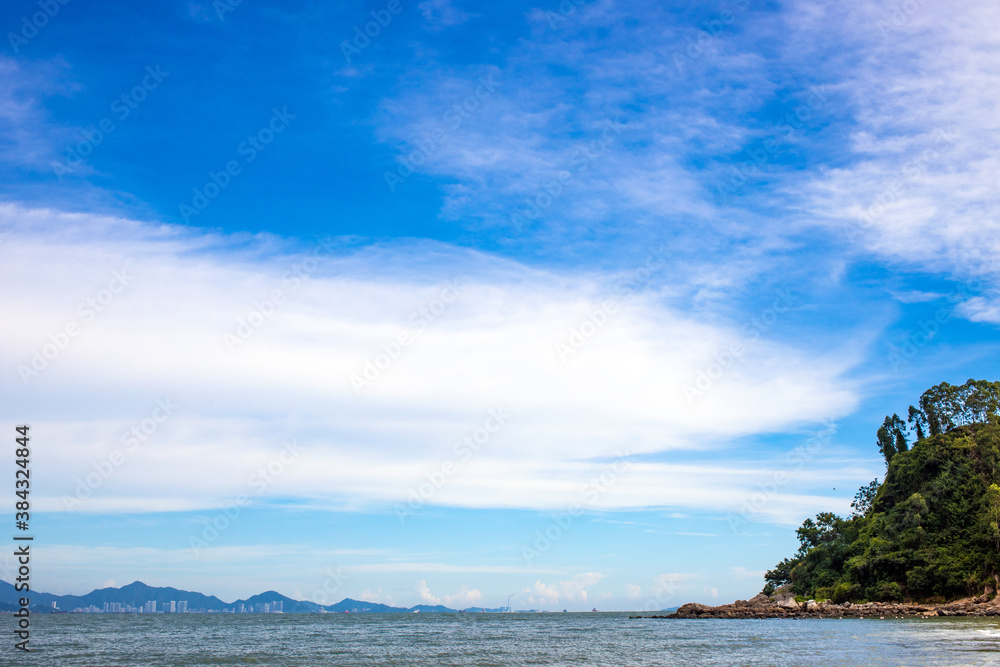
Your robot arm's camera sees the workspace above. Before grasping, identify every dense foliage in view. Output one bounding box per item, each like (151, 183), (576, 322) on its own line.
(765, 379), (1000, 602)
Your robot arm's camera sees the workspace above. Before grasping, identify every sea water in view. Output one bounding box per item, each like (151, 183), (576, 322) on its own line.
(6, 612), (1000, 665)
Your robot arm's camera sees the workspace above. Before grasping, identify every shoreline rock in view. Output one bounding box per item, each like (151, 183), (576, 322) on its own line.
(630, 592), (1000, 620)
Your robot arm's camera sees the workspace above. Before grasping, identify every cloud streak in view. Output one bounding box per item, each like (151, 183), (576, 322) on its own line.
(1, 204), (862, 522)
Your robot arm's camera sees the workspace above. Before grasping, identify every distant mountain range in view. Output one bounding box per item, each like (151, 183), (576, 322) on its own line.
(0, 580), (507, 614)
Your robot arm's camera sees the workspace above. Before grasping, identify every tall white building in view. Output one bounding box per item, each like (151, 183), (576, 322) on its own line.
(144, 600), (156, 613)
(168, 601), (176, 613)
(177, 601), (188, 613)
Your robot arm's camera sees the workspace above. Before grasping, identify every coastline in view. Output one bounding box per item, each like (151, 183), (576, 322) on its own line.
(632, 591), (1000, 619)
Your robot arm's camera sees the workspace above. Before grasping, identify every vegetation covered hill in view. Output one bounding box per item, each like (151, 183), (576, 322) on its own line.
(765, 379), (1000, 603)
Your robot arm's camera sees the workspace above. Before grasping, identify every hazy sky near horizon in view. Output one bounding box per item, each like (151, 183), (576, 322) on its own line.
(1, 0), (999, 610)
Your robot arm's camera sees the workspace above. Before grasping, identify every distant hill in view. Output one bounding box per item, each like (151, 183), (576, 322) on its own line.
(232, 590), (323, 614)
(407, 604), (456, 613)
(325, 597), (410, 613)
(0, 580), (462, 614)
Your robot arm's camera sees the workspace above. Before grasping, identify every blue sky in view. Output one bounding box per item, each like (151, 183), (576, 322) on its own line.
(1, 0), (999, 610)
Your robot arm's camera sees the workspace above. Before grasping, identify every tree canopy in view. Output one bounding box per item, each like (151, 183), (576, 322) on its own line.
(765, 379), (1000, 602)
(875, 379), (1000, 467)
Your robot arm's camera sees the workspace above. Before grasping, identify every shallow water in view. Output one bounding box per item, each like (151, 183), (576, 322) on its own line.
(4, 613), (1000, 665)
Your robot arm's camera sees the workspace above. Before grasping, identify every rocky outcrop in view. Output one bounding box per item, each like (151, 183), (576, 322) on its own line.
(632, 593), (1000, 620)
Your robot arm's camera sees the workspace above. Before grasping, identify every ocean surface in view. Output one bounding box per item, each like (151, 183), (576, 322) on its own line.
(5, 613), (1000, 665)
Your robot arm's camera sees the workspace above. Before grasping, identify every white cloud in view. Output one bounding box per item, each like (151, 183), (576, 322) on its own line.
(418, 0), (473, 29)
(371, 0), (1000, 321)
(443, 586), (483, 607)
(558, 572), (605, 602)
(359, 587), (396, 606)
(521, 579), (561, 606)
(416, 579), (439, 604)
(0, 57), (71, 169)
(646, 572), (695, 609)
(416, 580), (483, 607)
(1, 205), (863, 520)
(958, 296), (1000, 325)
(890, 290), (948, 304)
(371, 3), (772, 257)
(520, 572), (606, 607)
(792, 0), (1000, 292)
(345, 563), (562, 575)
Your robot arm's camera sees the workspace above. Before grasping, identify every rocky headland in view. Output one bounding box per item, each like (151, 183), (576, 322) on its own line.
(632, 590), (1000, 620)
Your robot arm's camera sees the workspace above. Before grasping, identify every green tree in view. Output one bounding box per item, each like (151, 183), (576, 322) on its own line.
(985, 484), (1000, 551)
(983, 483), (1000, 588)
(851, 479), (880, 517)
(765, 379), (1000, 602)
(913, 379), (1000, 436)
(764, 557), (798, 588)
(963, 380), (1000, 425)
(908, 405), (927, 441)
(877, 414), (908, 466)
(795, 512), (843, 556)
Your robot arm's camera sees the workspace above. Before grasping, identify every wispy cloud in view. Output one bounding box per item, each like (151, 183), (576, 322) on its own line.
(1, 204), (863, 522)
(790, 0), (1000, 290)
(0, 56), (75, 170)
